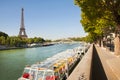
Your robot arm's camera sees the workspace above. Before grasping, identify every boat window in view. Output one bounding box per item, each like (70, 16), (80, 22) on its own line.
(44, 71), (53, 77)
(23, 69), (30, 73)
(22, 69), (30, 79)
(44, 71), (54, 80)
(54, 72), (59, 76)
(30, 70), (36, 80)
(36, 71), (44, 80)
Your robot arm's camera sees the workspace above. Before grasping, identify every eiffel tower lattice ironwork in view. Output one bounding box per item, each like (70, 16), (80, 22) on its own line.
(19, 8), (28, 38)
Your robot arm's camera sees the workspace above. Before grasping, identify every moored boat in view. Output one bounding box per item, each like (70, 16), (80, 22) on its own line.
(18, 43), (90, 80)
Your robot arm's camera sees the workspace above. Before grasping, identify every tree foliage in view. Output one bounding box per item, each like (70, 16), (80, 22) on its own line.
(74, 0), (120, 43)
(0, 33), (46, 47)
(69, 37), (85, 41)
(33, 37), (45, 43)
(75, 0), (120, 33)
(0, 31), (8, 39)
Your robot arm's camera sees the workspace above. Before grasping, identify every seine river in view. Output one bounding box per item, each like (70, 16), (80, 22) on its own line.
(0, 43), (81, 80)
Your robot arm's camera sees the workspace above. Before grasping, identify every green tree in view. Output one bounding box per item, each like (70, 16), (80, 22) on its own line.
(81, 12), (115, 44)
(9, 36), (17, 47)
(0, 36), (6, 45)
(8, 36), (27, 47)
(33, 37), (45, 43)
(0, 31), (8, 39)
(75, 0), (120, 55)
(27, 38), (34, 44)
(45, 39), (52, 42)
(5, 37), (10, 46)
(69, 37), (84, 41)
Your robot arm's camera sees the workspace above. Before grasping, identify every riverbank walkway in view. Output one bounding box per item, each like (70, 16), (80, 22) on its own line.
(67, 44), (120, 80)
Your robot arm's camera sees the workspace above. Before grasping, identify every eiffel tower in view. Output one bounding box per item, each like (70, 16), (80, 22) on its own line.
(19, 8), (28, 38)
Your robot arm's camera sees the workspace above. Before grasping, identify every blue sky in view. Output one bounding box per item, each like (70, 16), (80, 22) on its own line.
(0, 0), (86, 40)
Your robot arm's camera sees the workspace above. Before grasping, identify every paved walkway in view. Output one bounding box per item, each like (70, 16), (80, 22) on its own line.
(96, 46), (120, 80)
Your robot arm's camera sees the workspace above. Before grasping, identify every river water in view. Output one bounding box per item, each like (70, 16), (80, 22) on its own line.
(0, 43), (81, 80)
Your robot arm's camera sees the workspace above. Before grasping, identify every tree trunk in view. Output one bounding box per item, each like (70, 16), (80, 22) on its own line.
(114, 36), (120, 55)
(114, 24), (120, 55)
(101, 37), (104, 48)
(99, 38), (101, 47)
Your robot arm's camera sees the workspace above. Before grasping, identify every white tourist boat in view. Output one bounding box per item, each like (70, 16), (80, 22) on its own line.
(18, 43), (90, 80)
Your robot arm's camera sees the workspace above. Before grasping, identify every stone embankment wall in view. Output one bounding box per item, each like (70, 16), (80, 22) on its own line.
(68, 44), (120, 80)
